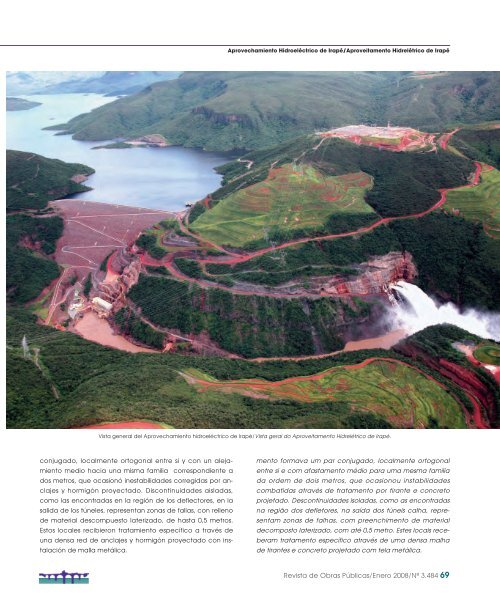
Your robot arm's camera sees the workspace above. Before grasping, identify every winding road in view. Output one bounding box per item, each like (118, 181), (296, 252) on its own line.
(186, 355), (484, 428)
(42, 129), (493, 429)
(140, 161), (485, 299)
(44, 205), (171, 325)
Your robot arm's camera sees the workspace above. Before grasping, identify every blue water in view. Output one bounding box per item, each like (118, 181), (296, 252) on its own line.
(6, 94), (231, 211)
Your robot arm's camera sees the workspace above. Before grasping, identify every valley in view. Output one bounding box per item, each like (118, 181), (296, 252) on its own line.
(6, 71), (500, 429)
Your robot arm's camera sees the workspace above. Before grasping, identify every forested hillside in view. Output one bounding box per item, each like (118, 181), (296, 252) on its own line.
(52, 71), (500, 151)
(7, 150), (93, 211)
(6, 151), (94, 303)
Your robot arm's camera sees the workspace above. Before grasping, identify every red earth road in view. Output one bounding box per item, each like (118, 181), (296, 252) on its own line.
(142, 163), (485, 297)
(197, 161), (484, 266)
(79, 421), (166, 429)
(191, 356), (450, 391)
(439, 128), (460, 150)
(189, 355), (486, 429)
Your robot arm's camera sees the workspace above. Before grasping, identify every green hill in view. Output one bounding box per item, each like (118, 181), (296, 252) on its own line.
(450, 125), (500, 168)
(191, 135), (474, 248)
(185, 134), (498, 311)
(6, 150), (95, 304)
(7, 150), (94, 211)
(7, 214), (63, 304)
(192, 164), (376, 248)
(8, 308), (496, 429)
(50, 71), (500, 151)
(127, 273), (368, 358)
(384, 72), (499, 130)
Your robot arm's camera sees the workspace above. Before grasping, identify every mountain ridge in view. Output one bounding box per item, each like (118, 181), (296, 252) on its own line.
(51, 71), (500, 151)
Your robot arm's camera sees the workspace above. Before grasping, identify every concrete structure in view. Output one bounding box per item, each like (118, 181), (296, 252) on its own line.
(92, 296), (113, 317)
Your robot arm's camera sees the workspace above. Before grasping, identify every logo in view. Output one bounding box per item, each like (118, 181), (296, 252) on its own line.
(39, 570), (89, 584)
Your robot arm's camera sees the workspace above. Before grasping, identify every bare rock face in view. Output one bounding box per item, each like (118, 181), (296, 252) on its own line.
(314, 252), (417, 297)
(97, 252), (141, 305)
(114, 248), (133, 271)
(229, 251), (417, 302)
(191, 106), (253, 127)
(121, 258), (141, 290)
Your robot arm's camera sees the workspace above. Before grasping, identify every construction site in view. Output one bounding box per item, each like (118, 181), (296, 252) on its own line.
(317, 125), (437, 152)
(39, 199), (176, 351)
(34, 125), (494, 364)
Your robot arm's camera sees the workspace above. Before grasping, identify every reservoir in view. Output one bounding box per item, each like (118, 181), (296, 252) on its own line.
(6, 93), (231, 210)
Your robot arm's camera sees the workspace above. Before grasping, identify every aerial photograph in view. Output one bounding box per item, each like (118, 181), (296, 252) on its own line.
(5, 70), (500, 429)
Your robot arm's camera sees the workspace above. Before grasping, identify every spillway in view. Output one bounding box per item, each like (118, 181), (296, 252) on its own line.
(391, 281), (500, 340)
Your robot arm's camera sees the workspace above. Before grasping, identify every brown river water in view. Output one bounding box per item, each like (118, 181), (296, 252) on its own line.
(74, 312), (157, 353)
(74, 312), (407, 358)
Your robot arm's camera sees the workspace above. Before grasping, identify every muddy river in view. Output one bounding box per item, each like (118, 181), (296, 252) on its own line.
(74, 312), (157, 353)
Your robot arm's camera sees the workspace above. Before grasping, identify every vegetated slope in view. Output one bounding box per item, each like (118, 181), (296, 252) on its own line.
(51, 71), (499, 151)
(392, 213), (500, 309)
(51, 71), (388, 147)
(128, 274), (371, 357)
(202, 226), (402, 286)
(383, 72), (500, 130)
(5, 307), (384, 429)
(9, 308), (492, 429)
(7, 215), (63, 304)
(6, 150), (94, 211)
(204, 135), (474, 219)
(186, 135), (498, 311)
(451, 125), (500, 168)
(192, 164), (376, 248)
(193, 213), (499, 313)
(114, 307), (165, 350)
(443, 165), (499, 238)
(6, 150), (95, 303)
(186, 358), (466, 429)
(7, 97), (42, 111)
(395, 324), (500, 427)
